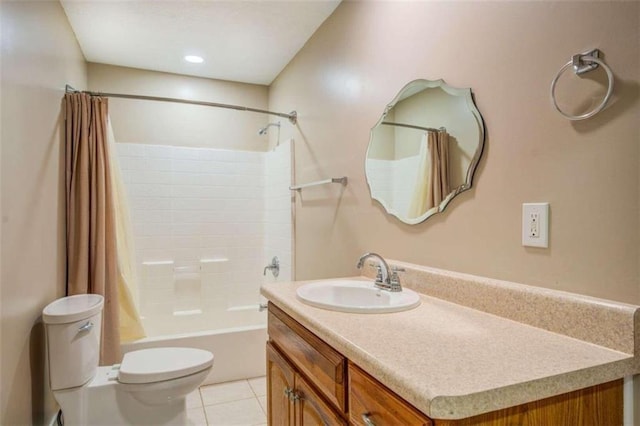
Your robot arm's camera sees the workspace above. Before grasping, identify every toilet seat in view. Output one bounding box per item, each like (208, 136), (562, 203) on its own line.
(119, 348), (214, 384)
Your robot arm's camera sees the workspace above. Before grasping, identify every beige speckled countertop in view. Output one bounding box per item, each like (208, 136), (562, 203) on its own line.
(261, 269), (639, 420)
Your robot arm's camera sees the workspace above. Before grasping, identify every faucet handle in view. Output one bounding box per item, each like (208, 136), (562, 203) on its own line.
(263, 256), (280, 277)
(372, 264), (384, 283)
(390, 267), (405, 280)
(389, 267), (405, 291)
(367, 262), (382, 272)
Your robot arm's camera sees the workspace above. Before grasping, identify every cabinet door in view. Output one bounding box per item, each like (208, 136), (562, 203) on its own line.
(349, 363), (432, 426)
(294, 373), (347, 426)
(268, 303), (347, 412)
(267, 342), (295, 426)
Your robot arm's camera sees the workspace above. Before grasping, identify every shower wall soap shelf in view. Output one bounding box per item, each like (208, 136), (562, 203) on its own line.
(289, 177), (348, 191)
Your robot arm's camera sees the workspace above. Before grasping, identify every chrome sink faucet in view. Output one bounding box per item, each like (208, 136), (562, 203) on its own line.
(356, 252), (404, 292)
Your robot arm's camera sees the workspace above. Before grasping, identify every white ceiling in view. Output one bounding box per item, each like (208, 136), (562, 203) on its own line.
(60, 0), (341, 86)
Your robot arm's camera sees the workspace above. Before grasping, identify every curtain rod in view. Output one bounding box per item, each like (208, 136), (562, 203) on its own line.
(381, 121), (445, 133)
(65, 84), (297, 124)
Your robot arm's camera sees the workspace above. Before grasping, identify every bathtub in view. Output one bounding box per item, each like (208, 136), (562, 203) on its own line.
(121, 323), (267, 385)
(126, 258), (271, 385)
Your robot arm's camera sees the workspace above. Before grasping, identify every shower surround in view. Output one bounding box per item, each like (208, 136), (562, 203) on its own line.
(114, 140), (292, 383)
(366, 155), (422, 219)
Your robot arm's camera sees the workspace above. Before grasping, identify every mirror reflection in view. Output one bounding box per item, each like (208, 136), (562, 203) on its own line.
(365, 79), (485, 224)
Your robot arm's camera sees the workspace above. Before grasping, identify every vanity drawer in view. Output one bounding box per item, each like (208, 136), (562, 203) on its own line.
(349, 362), (432, 426)
(267, 303), (347, 413)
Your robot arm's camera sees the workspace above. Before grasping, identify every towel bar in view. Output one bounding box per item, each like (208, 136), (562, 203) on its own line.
(289, 177), (348, 191)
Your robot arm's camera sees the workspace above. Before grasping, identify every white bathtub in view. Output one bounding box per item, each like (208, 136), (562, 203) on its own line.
(121, 324), (267, 385)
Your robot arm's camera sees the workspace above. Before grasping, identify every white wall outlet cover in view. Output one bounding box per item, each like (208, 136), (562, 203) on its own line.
(522, 203), (549, 248)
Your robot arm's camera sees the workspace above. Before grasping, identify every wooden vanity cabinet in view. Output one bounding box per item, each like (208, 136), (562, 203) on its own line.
(267, 303), (348, 425)
(267, 342), (347, 426)
(266, 303), (623, 426)
(295, 370), (348, 425)
(267, 303), (427, 425)
(349, 363), (432, 426)
(266, 342), (295, 425)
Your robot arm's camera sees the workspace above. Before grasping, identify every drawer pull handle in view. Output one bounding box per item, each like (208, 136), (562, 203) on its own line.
(362, 413), (376, 426)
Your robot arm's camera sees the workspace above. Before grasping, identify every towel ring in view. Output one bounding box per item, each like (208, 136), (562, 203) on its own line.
(551, 49), (614, 121)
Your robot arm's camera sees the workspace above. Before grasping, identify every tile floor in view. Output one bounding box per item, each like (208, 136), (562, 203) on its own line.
(187, 376), (267, 426)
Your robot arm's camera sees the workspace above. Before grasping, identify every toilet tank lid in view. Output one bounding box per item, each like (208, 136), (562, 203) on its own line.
(43, 294), (104, 324)
(119, 348), (214, 384)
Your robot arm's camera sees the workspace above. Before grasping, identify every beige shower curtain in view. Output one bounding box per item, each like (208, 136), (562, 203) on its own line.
(106, 120), (146, 343)
(65, 92), (120, 364)
(427, 129), (450, 208)
(65, 94), (146, 363)
(408, 130), (450, 218)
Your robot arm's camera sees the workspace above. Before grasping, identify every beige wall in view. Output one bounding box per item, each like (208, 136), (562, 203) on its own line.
(0, 1), (87, 424)
(0, 0), (638, 422)
(88, 63), (271, 151)
(269, 1), (640, 305)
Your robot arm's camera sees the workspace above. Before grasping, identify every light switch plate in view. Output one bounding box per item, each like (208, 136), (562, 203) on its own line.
(522, 203), (549, 248)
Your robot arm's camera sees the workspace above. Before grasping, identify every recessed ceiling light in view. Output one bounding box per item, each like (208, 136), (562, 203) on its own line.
(184, 55), (204, 64)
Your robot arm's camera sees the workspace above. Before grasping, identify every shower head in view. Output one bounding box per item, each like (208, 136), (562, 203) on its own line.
(257, 122), (280, 136)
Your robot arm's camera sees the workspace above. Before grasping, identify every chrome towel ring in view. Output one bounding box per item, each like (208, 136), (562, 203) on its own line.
(551, 49), (614, 121)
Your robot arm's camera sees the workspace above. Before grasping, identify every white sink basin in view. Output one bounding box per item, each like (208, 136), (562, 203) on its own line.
(296, 279), (421, 313)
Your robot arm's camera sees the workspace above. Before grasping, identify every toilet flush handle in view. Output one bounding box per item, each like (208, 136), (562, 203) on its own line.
(78, 321), (94, 332)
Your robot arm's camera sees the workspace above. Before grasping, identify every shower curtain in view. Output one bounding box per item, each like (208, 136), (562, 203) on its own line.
(408, 129), (450, 218)
(106, 120), (146, 343)
(64, 93), (144, 365)
(65, 92), (120, 364)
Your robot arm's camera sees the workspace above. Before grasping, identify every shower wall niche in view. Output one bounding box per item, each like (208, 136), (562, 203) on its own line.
(115, 141), (292, 337)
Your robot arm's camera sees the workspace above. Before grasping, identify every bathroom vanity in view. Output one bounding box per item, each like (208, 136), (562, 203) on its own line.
(267, 303), (431, 425)
(261, 262), (639, 425)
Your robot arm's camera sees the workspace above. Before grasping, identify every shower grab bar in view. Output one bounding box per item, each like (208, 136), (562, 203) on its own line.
(65, 84), (298, 124)
(289, 177), (348, 191)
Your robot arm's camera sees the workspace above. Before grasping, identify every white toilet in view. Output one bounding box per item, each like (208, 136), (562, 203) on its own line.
(43, 294), (213, 425)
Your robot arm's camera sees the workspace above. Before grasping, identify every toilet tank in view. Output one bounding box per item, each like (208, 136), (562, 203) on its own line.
(42, 294), (104, 390)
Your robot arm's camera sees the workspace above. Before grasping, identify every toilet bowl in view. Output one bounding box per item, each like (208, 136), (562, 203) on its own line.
(43, 294), (214, 425)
